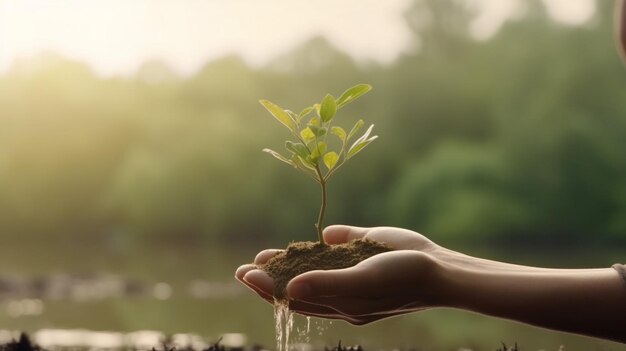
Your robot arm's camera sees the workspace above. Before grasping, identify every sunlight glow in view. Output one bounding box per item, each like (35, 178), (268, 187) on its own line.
(467, 0), (525, 40)
(543, 0), (595, 25)
(0, 0), (413, 77)
(467, 0), (596, 40)
(0, 0), (596, 77)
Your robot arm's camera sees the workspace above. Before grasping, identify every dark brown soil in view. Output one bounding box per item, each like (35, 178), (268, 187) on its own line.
(260, 238), (392, 300)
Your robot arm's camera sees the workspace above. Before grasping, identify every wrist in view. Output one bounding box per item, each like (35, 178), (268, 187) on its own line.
(433, 259), (474, 309)
(416, 249), (481, 309)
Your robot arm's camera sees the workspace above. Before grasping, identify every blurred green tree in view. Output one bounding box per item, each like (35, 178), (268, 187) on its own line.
(0, 0), (625, 249)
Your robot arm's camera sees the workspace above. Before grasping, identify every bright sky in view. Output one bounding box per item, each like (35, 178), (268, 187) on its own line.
(0, 0), (595, 77)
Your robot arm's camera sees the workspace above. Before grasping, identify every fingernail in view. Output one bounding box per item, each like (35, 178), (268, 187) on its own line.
(288, 282), (311, 299)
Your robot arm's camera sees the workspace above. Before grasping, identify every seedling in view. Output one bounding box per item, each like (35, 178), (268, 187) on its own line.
(260, 84), (377, 245)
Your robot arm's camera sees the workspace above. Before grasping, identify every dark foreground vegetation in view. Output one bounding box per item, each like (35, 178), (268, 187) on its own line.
(1, 333), (522, 351)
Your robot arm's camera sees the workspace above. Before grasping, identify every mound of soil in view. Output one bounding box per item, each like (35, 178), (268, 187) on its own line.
(260, 238), (392, 300)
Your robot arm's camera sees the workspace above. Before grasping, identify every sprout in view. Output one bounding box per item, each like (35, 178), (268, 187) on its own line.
(259, 84), (377, 245)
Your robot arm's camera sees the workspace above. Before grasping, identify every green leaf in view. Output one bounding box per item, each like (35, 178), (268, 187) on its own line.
(347, 124), (377, 159)
(355, 123), (375, 142)
(337, 84), (372, 108)
(285, 141), (309, 159)
(259, 100), (295, 131)
(294, 155), (317, 171)
(320, 94), (337, 123)
(323, 151), (339, 170)
(263, 148), (295, 167)
(310, 141), (327, 161)
(299, 106), (314, 120)
(347, 119), (364, 141)
(300, 127), (316, 143)
(286, 110), (299, 124)
(313, 103), (321, 117)
(331, 126), (346, 144)
(308, 117), (321, 127)
(347, 136), (377, 159)
(309, 125), (327, 138)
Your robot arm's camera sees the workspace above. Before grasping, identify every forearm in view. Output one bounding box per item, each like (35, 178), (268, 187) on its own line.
(431, 245), (562, 273)
(438, 260), (626, 343)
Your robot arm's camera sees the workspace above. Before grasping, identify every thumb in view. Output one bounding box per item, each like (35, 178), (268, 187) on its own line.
(286, 266), (366, 299)
(322, 225), (370, 245)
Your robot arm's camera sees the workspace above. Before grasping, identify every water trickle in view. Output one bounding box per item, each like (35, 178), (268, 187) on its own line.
(306, 316), (311, 335)
(274, 300), (294, 351)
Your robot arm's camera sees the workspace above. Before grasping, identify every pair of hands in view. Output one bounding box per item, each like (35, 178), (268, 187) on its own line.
(235, 225), (445, 325)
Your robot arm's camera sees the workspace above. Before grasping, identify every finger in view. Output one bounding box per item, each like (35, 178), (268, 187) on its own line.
(322, 225), (370, 245)
(235, 264), (257, 282)
(237, 269), (274, 304)
(254, 249), (283, 265)
(363, 227), (431, 251)
(241, 269), (360, 317)
(240, 268), (362, 318)
(238, 267), (394, 325)
(288, 250), (425, 300)
(241, 272), (410, 325)
(287, 266), (366, 299)
(240, 271), (276, 305)
(239, 276), (362, 323)
(243, 269), (275, 296)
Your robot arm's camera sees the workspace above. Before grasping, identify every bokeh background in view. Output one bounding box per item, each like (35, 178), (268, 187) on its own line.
(0, 0), (625, 350)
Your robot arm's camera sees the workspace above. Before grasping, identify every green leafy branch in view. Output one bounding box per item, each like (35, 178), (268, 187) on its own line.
(259, 84), (377, 245)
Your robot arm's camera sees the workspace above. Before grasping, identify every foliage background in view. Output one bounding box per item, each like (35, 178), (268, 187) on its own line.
(2, 0), (624, 251)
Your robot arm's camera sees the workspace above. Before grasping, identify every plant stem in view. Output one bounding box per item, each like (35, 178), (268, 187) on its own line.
(316, 176), (328, 245)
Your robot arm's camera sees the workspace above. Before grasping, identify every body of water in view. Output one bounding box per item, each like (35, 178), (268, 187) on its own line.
(0, 240), (624, 351)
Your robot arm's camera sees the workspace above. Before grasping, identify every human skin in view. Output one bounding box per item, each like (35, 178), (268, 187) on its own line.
(235, 225), (626, 344)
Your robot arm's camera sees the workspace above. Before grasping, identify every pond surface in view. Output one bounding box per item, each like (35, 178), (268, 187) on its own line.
(0, 240), (624, 351)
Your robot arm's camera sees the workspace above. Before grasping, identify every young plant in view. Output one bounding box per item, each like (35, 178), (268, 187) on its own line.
(260, 84), (377, 245)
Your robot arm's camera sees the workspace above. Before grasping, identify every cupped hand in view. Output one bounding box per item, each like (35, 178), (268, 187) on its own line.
(235, 252), (383, 325)
(235, 225), (445, 325)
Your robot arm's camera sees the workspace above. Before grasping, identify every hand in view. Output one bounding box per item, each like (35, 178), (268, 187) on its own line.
(235, 225), (445, 325)
(237, 226), (626, 343)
